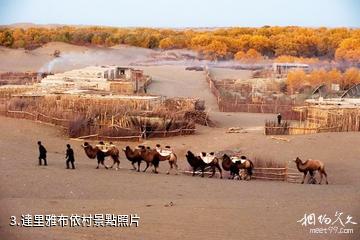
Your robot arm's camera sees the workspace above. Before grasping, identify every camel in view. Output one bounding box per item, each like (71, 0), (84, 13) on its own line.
(185, 151), (222, 178)
(82, 142), (120, 170)
(222, 154), (254, 180)
(138, 146), (160, 174)
(294, 157), (328, 184)
(155, 144), (178, 175)
(122, 146), (143, 172)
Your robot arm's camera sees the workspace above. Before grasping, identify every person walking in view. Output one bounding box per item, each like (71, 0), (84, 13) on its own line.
(37, 141), (47, 166)
(277, 113), (282, 125)
(65, 144), (75, 169)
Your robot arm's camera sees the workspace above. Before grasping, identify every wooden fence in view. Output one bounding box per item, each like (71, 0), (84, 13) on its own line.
(204, 67), (302, 120)
(183, 165), (302, 183)
(75, 127), (196, 141)
(252, 167), (302, 183)
(5, 110), (69, 128)
(264, 120), (343, 135)
(2, 110), (196, 141)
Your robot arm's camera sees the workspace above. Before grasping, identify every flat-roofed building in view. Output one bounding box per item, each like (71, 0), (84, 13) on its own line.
(40, 65), (151, 94)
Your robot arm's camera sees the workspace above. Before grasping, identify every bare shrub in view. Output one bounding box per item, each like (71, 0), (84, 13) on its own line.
(68, 116), (88, 137)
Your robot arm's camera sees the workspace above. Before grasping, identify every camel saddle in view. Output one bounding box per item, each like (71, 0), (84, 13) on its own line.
(230, 156), (246, 164)
(96, 143), (116, 152)
(200, 152), (216, 164)
(156, 147), (173, 157)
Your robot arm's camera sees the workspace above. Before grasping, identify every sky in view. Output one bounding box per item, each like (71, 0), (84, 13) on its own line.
(0, 0), (359, 28)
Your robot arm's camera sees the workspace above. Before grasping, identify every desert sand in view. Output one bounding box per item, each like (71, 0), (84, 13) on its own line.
(0, 43), (359, 240)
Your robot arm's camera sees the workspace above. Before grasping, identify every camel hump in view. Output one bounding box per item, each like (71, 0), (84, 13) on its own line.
(312, 159), (325, 167)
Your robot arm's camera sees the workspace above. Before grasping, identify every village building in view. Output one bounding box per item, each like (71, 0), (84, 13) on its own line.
(272, 62), (309, 78)
(40, 65), (151, 94)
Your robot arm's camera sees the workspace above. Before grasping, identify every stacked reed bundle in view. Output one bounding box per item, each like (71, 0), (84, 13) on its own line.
(307, 106), (360, 132)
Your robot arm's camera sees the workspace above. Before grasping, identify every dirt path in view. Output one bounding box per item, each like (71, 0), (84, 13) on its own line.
(141, 65), (219, 111)
(141, 65), (274, 128)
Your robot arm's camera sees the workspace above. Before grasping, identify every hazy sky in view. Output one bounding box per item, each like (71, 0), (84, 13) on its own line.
(0, 0), (359, 28)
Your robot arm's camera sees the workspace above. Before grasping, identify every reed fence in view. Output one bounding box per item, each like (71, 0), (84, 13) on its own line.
(183, 165), (302, 183)
(2, 110), (196, 141)
(204, 67), (302, 120)
(265, 119), (344, 135)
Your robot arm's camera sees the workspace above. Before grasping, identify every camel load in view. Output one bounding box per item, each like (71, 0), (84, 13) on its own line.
(155, 144), (173, 157)
(199, 152), (216, 164)
(81, 142), (120, 170)
(230, 156), (247, 164)
(95, 141), (117, 152)
(186, 151), (222, 178)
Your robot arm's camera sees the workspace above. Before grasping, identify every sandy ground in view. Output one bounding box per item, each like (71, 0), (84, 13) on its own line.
(209, 67), (253, 81)
(0, 43), (359, 240)
(1, 117), (359, 240)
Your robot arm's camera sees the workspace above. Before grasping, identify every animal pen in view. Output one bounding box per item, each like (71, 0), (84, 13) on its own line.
(204, 67), (302, 120)
(265, 104), (360, 135)
(0, 93), (205, 140)
(0, 71), (49, 85)
(183, 163), (302, 183)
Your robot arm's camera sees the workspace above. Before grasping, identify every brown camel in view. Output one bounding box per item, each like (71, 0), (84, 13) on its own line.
(222, 154), (254, 180)
(294, 157), (328, 184)
(123, 146), (143, 172)
(138, 146), (160, 174)
(155, 144), (178, 175)
(185, 151), (222, 178)
(82, 142), (120, 170)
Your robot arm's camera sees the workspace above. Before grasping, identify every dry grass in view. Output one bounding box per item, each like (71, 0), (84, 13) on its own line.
(5, 95), (199, 138)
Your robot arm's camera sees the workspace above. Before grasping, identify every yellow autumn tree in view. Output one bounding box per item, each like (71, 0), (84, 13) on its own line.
(342, 67), (360, 88)
(246, 49), (262, 60)
(307, 69), (328, 87)
(159, 37), (175, 49)
(326, 68), (342, 86)
(286, 69), (307, 94)
(202, 40), (228, 60)
(234, 49), (262, 62)
(234, 51), (246, 60)
(275, 55), (319, 64)
(335, 38), (360, 63)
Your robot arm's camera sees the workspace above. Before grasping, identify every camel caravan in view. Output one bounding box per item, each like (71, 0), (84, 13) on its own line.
(81, 141), (329, 184)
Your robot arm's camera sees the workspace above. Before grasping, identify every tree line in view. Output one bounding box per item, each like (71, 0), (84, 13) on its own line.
(0, 26), (359, 63)
(286, 67), (360, 94)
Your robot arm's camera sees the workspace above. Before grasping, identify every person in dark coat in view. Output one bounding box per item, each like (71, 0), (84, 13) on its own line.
(277, 113), (282, 125)
(37, 141), (47, 166)
(66, 144), (75, 169)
